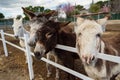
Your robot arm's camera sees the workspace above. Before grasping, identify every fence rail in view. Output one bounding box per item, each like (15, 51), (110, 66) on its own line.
(0, 30), (93, 80)
(56, 44), (120, 64)
(0, 29), (120, 80)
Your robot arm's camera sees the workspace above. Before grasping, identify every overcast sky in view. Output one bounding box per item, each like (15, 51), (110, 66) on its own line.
(0, 0), (107, 18)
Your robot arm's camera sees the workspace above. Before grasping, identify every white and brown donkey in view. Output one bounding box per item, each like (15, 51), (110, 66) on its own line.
(22, 7), (61, 79)
(75, 16), (120, 80)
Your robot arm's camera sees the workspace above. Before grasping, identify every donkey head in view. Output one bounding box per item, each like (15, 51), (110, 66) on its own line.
(34, 20), (70, 59)
(12, 15), (24, 39)
(22, 7), (56, 47)
(75, 17), (108, 64)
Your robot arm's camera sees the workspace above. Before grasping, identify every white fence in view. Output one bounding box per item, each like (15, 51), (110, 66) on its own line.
(0, 29), (120, 80)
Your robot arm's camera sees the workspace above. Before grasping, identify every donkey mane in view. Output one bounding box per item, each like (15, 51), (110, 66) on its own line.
(102, 33), (120, 55)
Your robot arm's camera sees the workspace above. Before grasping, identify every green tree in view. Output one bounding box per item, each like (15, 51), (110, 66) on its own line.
(44, 9), (51, 13)
(89, 4), (100, 13)
(75, 5), (84, 11)
(96, 1), (104, 8)
(96, 1), (109, 8)
(0, 13), (5, 19)
(70, 9), (80, 15)
(71, 5), (85, 15)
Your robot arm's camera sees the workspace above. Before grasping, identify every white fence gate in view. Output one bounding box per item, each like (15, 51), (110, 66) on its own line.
(0, 29), (120, 80)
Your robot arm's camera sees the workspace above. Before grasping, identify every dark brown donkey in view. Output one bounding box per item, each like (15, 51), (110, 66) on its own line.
(34, 20), (79, 80)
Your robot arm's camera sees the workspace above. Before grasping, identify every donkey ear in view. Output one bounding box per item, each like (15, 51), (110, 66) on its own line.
(97, 15), (109, 31)
(44, 10), (56, 19)
(76, 17), (84, 26)
(22, 7), (36, 20)
(58, 21), (71, 27)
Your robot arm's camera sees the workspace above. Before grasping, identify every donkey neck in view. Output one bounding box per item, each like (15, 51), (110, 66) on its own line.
(20, 27), (29, 37)
(55, 31), (79, 60)
(58, 31), (76, 47)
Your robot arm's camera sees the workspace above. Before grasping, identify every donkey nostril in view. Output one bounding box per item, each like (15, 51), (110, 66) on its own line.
(91, 56), (95, 61)
(34, 52), (40, 56)
(15, 36), (18, 39)
(34, 52), (43, 60)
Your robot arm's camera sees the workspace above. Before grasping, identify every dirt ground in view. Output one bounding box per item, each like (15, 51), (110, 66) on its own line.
(0, 23), (120, 80)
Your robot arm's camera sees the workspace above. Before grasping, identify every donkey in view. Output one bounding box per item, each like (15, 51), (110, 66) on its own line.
(22, 7), (61, 79)
(75, 16), (120, 80)
(12, 15), (29, 46)
(34, 20), (79, 80)
(12, 15), (32, 63)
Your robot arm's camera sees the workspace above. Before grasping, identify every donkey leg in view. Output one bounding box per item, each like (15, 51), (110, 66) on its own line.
(54, 55), (59, 80)
(46, 53), (52, 77)
(62, 56), (75, 80)
(67, 60), (75, 80)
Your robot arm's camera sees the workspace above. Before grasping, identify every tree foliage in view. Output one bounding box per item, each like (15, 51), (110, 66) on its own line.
(73, 5), (85, 15)
(75, 5), (84, 11)
(96, 1), (109, 8)
(25, 6), (44, 12)
(89, 4), (100, 13)
(44, 9), (51, 13)
(89, 0), (109, 13)
(0, 13), (5, 19)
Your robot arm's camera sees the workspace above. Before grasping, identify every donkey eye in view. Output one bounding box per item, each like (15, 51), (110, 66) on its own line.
(96, 33), (101, 37)
(45, 32), (53, 38)
(78, 33), (81, 36)
(19, 26), (22, 29)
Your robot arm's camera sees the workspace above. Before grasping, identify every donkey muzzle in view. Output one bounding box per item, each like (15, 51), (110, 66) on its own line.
(15, 35), (19, 39)
(34, 52), (44, 60)
(81, 54), (95, 64)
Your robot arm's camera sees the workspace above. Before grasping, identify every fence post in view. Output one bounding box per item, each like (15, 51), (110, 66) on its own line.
(24, 34), (34, 80)
(0, 30), (8, 56)
(98, 14), (100, 19)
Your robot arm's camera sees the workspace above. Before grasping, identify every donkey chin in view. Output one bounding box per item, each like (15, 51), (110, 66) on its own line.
(15, 35), (19, 39)
(34, 51), (45, 60)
